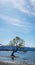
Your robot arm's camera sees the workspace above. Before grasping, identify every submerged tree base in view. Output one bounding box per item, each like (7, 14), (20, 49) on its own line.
(11, 51), (15, 57)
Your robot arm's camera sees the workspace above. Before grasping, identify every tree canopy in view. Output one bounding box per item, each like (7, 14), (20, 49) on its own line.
(9, 36), (25, 47)
(8, 36), (27, 56)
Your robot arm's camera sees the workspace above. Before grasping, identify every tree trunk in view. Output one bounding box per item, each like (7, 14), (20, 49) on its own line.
(11, 51), (15, 56)
(11, 46), (18, 56)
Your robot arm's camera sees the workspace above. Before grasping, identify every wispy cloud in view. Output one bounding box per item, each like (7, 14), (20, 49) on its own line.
(0, 14), (34, 33)
(0, 0), (34, 32)
(0, 0), (35, 16)
(0, 14), (21, 27)
(30, 0), (35, 9)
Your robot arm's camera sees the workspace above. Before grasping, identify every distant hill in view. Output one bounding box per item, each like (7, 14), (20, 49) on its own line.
(0, 46), (35, 51)
(21, 47), (35, 51)
(0, 44), (2, 46)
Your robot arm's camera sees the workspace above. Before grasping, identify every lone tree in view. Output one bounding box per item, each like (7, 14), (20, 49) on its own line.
(9, 36), (26, 56)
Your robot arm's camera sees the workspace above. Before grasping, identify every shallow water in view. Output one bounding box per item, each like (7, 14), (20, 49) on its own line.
(0, 51), (35, 65)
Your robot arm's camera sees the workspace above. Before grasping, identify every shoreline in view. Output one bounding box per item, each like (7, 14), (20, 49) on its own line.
(0, 61), (29, 65)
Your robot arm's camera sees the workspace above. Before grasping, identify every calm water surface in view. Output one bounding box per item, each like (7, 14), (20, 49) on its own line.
(0, 51), (35, 65)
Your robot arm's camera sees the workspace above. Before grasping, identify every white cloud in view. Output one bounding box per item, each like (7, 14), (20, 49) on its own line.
(0, 14), (34, 33)
(0, 14), (21, 27)
(30, 0), (35, 8)
(0, 0), (35, 16)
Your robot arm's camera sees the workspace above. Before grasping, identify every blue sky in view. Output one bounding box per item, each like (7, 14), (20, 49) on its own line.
(0, 0), (35, 47)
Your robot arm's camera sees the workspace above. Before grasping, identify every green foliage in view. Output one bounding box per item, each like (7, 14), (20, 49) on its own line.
(9, 36), (25, 47)
(8, 36), (27, 56)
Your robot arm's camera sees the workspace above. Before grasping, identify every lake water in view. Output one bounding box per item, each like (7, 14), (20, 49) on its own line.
(0, 51), (35, 65)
